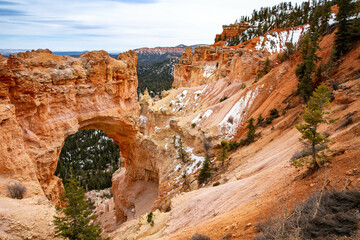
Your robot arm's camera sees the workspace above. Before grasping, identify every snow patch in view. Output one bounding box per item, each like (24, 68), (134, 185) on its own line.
(194, 85), (208, 101)
(203, 65), (216, 78)
(138, 115), (147, 125)
(170, 90), (190, 112)
(255, 25), (309, 54)
(328, 13), (336, 25)
(184, 147), (205, 175)
(191, 109), (213, 124)
(218, 88), (259, 138)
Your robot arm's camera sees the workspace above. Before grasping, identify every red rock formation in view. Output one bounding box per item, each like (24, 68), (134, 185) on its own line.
(215, 22), (253, 41)
(135, 46), (185, 54)
(0, 49), (140, 205)
(172, 46), (265, 88)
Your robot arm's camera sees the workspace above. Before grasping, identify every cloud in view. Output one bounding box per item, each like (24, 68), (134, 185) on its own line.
(0, 0), (19, 5)
(0, 8), (26, 16)
(0, 0), (308, 51)
(108, 0), (157, 3)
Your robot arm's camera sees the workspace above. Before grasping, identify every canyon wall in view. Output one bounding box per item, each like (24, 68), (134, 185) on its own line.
(172, 46), (265, 88)
(173, 26), (309, 89)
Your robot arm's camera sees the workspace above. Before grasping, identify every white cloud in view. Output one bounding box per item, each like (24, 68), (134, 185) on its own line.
(0, 0), (307, 51)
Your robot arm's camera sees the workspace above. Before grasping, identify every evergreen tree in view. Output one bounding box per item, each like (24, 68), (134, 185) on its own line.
(247, 117), (256, 143)
(296, 10), (321, 102)
(319, 0), (332, 34)
(217, 140), (229, 166)
(177, 137), (189, 163)
(333, 0), (353, 60)
(198, 154), (211, 184)
(53, 169), (109, 240)
(291, 83), (334, 171)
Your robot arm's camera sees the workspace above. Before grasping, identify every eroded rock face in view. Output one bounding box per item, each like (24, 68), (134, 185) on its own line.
(0, 49), (140, 206)
(215, 22), (252, 41)
(172, 46), (265, 88)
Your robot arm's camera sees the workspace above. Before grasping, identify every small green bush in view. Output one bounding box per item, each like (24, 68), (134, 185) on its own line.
(147, 212), (153, 223)
(220, 96), (229, 102)
(257, 114), (264, 125)
(265, 117), (273, 124)
(269, 109), (279, 119)
(229, 141), (240, 151)
(246, 117), (256, 143)
(191, 123), (196, 128)
(213, 182), (220, 187)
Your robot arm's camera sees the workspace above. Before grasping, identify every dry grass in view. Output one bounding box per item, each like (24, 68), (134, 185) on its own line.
(7, 182), (26, 199)
(190, 233), (211, 240)
(255, 190), (360, 240)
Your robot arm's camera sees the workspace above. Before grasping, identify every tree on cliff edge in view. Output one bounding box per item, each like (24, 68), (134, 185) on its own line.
(53, 169), (109, 240)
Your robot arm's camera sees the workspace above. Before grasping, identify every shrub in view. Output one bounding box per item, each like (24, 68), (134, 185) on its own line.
(240, 83), (246, 89)
(147, 212), (153, 223)
(269, 109), (279, 119)
(190, 233), (210, 240)
(255, 190), (360, 240)
(7, 182), (26, 199)
(220, 96), (229, 102)
(229, 141), (240, 151)
(246, 117), (256, 143)
(257, 114), (264, 125)
(191, 123), (196, 128)
(265, 117), (273, 124)
(213, 182), (220, 187)
(239, 138), (248, 146)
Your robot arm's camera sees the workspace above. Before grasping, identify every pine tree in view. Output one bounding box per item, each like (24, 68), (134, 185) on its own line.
(319, 0), (332, 34)
(291, 83), (334, 171)
(53, 169), (108, 240)
(198, 154), (211, 184)
(217, 140), (229, 166)
(296, 10), (321, 102)
(333, 0), (353, 60)
(177, 137), (188, 163)
(247, 117), (256, 143)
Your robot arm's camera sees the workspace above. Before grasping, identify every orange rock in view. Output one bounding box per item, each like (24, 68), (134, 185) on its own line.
(0, 49), (139, 206)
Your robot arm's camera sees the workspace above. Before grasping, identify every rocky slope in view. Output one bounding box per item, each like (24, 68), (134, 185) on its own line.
(109, 29), (360, 239)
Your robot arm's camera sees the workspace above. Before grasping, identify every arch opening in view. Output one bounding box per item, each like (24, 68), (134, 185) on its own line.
(55, 129), (122, 192)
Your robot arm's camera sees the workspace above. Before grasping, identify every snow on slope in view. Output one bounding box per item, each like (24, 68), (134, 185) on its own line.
(203, 64), (217, 78)
(218, 87), (259, 139)
(255, 25), (309, 54)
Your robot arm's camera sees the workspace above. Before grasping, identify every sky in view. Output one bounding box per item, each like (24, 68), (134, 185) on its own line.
(0, 0), (307, 52)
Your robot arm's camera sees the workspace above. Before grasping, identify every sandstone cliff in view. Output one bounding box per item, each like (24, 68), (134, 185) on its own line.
(215, 22), (253, 41)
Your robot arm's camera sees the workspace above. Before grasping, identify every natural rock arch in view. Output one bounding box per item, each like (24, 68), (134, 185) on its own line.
(0, 49), (159, 222)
